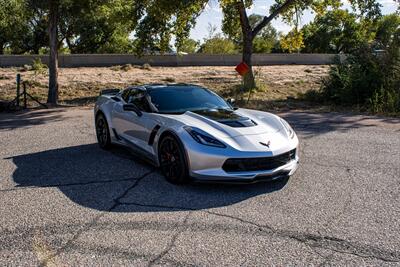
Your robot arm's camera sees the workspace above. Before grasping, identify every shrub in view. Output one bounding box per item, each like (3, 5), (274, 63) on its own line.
(320, 43), (400, 113)
(110, 65), (121, 71)
(31, 58), (48, 75)
(121, 64), (133, 71)
(141, 63), (152, 70)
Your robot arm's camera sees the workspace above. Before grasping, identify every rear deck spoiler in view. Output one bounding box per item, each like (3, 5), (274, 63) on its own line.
(100, 88), (120, 96)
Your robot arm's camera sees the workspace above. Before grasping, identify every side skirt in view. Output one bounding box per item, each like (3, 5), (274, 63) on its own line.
(113, 130), (159, 167)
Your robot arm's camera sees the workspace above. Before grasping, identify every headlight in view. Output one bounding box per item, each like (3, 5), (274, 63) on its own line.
(184, 126), (226, 148)
(280, 118), (295, 139)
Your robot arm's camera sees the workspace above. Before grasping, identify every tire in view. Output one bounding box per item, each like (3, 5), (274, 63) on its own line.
(159, 135), (189, 184)
(96, 113), (112, 150)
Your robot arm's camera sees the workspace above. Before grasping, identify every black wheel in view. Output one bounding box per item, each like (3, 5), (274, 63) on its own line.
(96, 113), (112, 150)
(159, 135), (188, 184)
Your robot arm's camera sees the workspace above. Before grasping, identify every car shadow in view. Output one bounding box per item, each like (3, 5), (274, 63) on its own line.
(0, 109), (65, 131)
(8, 144), (289, 212)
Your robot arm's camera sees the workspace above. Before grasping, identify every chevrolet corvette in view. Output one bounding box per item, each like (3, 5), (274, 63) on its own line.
(94, 84), (299, 184)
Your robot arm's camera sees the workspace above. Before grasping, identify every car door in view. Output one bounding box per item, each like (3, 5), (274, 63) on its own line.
(112, 88), (156, 155)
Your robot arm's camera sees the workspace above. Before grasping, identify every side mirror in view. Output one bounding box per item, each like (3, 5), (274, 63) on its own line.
(226, 98), (238, 109)
(123, 104), (143, 117)
(226, 98), (236, 105)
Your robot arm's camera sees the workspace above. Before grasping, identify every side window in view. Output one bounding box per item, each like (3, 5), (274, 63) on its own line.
(133, 91), (151, 112)
(121, 89), (131, 102)
(123, 88), (151, 112)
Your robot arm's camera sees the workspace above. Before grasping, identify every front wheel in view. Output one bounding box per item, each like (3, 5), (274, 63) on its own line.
(159, 135), (189, 184)
(96, 113), (112, 150)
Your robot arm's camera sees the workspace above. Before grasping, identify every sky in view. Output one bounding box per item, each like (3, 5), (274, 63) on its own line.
(189, 0), (399, 41)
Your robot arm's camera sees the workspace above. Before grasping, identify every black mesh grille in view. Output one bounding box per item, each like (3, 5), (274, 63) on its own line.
(222, 149), (296, 172)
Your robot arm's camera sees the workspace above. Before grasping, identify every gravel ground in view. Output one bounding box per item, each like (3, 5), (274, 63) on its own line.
(0, 107), (399, 266)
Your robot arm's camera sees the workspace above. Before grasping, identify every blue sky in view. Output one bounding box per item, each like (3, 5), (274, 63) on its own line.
(190, 0), (399, 41)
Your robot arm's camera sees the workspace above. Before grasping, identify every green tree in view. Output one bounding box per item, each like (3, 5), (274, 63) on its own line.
(301, 10), (371, 53)
(0, 0), (31, 54)
(280, 28), (305, 53)
(134, 0), (392, 90)
(223, 14), (279, 53)
(177, 38), (199, 53)
(25, 0), (60, 104)
(374, 14), (400, 49)
(199, 34), (238, 54)
(61, 0), (135, 53)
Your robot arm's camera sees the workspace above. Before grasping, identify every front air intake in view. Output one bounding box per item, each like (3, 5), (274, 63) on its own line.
(222, 149), (296, 172)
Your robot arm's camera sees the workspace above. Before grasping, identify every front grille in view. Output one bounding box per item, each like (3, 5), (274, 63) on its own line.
(222, 149), (296, 172)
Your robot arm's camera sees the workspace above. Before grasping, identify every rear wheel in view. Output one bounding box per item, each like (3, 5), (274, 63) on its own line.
(159, 135), (188, 184)
(96, 113), (112, 150)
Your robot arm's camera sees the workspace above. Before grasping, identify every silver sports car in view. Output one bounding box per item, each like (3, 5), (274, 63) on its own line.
(94, 84), (299, 184)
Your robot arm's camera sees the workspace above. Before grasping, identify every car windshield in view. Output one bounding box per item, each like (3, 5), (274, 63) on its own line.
(147, 86), (233, 114)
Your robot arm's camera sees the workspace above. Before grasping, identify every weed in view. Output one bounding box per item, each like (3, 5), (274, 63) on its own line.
(121, 64), (132, 71)
(141, 63), (152, 70)
(31, 58), (47, 75)
(110, 65), (121, 71)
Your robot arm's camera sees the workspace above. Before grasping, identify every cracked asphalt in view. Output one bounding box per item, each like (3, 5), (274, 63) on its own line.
(0, 107), (399, 266)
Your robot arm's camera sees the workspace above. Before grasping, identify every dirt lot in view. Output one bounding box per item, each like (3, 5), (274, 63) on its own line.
(0, 65), (329, 109)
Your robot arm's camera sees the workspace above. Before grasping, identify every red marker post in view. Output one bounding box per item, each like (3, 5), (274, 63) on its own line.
(235, 62), (250, 76)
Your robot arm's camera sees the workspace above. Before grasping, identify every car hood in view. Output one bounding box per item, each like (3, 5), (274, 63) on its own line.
(165, 108), (285, 139)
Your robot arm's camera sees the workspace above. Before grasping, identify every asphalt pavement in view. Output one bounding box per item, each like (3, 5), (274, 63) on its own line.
(0, 107), (399, 266)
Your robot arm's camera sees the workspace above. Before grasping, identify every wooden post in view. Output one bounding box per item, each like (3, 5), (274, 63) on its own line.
(16, 74), (21, 107)
(23, 82), (27, 109)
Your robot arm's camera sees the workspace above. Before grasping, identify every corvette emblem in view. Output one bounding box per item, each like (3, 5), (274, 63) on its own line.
(259, 141), (271, 148)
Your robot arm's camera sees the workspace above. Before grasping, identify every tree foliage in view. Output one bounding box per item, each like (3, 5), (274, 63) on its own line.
(0, 0), (33, 54)
(222, 13), (279, 53)
(301, 10), (368, 53)
(177, 38), (200, 53)
(199, 34), (238, 54)
(280, 28), (304, 53)
(0, 0), (136, 54)
(61, 0), (135, 53)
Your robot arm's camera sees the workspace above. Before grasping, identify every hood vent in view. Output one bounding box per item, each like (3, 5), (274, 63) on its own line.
(219, 119), (257, 128)
(191, 109), (257, 128)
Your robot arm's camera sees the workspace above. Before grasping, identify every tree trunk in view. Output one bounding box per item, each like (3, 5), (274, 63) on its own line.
(47, 0), (59, 105)
(242, 35), (256, 90)
(236, 0), (256, 91)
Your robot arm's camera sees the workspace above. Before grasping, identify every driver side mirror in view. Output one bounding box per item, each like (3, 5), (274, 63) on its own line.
(123, 103), (143, 117)
(226, 98), (238, 109)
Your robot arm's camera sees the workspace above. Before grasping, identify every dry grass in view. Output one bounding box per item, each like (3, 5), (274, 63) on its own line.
(0, 65), (329, 110)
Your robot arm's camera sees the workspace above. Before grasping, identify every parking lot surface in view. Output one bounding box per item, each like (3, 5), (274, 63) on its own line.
(0, 107), (399, 266)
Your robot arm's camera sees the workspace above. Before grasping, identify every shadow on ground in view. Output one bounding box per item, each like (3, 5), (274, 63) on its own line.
(0, 109), (65, 130)
(8, 144), (288, 212)
(279, 111), (400, 138)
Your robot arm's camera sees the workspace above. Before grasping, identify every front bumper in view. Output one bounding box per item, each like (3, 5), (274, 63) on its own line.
(178, 126), (300, 183)
(189, 156), (299, 183)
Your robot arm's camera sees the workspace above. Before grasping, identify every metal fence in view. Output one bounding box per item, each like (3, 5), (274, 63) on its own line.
(0, 53), (343, 67)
